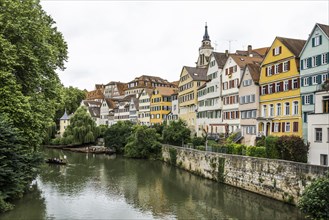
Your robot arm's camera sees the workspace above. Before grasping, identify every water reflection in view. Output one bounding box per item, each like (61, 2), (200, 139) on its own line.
(0, 148), (305, 220)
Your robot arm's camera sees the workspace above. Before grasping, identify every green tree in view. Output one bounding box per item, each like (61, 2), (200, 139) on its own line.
(298, 172), (329, 219)
(0, 116), (43, 212)
(277, 135), (309, 163)
(61, 107), (100, 145)
(0, 0), (68, 146)
(104, 121), (133, 153)
(163, 119), (191, 146)
(125, 126), (162, 159)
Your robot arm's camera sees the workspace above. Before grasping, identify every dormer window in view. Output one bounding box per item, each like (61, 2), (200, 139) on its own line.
(273, 46), (281, 56)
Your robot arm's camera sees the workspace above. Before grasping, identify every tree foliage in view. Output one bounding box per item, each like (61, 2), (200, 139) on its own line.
(61, 107), (100, 145)
(0, 0), (68, 146)
(104, 121), (133, 153)
(0, 116), (43, 212)
(298, 172), (329, 219)
(124, 126), (161, 159)
(162, 119), (191, 146)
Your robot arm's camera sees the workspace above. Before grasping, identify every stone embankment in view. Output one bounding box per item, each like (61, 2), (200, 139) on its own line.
(162, 145), (329, 205)
(46, 145), (113, 154)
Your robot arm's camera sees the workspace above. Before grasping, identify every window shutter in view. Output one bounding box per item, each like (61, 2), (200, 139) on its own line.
(317, 55), (321, 66)
(300, 60), (304, 70)
(279, 63), (283, 73)
(265, 85), (268, 94)
(297, 78), (300, 88)
(293, 122), (298, 132)
(225, 69), (228, 75)
(319, 35), (322, 45)
(279, 46), (282, 54)
(272, 123), (275, 132)
(282, 122), (285, 132)
(308, 57), (312, 67)
(302, 96), (305, 105)
(280, 81), (283, 91)
(310, 94), (314, 104)
(312, 38), (315, 47)
(272, 66), (275, 74)
(272, 83), (276, 92)
(259, 86), (262, 95)
(317, 75), (321, 84)
(278, 122), (281, 132)
(287, 60), (290, 70)
(288, 80), (292, 90)
(265, 67), (268, 76)
(308, 77), (312, 85)
(327, 52), (329, 63)
(272, 48), (275, 56)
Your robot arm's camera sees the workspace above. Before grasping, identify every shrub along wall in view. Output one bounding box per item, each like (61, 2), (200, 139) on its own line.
(161, 145), (329, 205)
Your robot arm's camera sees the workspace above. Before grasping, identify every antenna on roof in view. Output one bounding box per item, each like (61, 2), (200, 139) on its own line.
(223, 39), (237, 53)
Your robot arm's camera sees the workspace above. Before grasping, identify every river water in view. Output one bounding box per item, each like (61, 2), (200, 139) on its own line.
(1, 148), (305, 220)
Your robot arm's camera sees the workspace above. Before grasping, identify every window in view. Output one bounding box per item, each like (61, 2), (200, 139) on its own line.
(305, 95), (311, 105)
(283, 61), (289, 72)
(322, 74), (327, 83)
(303, 77), (309, 86)
(313, 75), (318, 85)
(276, 83), (280, 92)
(323, 96), (329, 113)
(292, 78), (298, 89)
(312, 56), (317, 67)
(262, 105), (267, 117)
(320, 154), (328, 166)
(293, 101), (299, 115)
(274, 123), (279, 132)
(313, 35), (322, 47)
(262, 86), (266, 95)
(293, 122), (298, 132)
(284, 80), (289, 91)
(273, 46), (281, 56)
(274, 64), (280, 74)
(267, 66), (273, 76)
(315, 128), (322, 142)
(269, 84), (273, 94)
(322, 53), (328, 64)
(269, 104), (274, 117)
(302, 59), (308, 69)
(285, 122), (290, 132)
(285, 102), (290, 115)
(277, 103), (281, 116)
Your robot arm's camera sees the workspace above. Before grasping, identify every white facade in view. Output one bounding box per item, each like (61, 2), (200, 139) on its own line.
(196, 54), (224, 137)
(129, 96), (139, 124)
(307, 90), (329, 166)
(114, 101), (130, 123)
(99, 99), (116, 127)
(138, 89), (152, 126)
(221, 56), (241, 133)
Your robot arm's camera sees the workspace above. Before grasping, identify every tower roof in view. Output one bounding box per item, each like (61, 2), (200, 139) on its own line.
(203, 23), (210, 41)
(60, 109), (70, 120)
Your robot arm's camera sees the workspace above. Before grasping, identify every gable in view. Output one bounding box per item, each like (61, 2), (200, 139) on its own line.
(300, 24), (329, 58)
(178, 67), (191, 88)
(262, 38), (295, 65)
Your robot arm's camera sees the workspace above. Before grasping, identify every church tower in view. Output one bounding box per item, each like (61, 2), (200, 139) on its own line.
(196, 23), (214, 68)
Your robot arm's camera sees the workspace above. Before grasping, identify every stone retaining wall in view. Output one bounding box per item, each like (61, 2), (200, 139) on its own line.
(161, 145), (329, 205)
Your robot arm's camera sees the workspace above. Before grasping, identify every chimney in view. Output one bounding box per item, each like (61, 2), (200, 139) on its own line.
(225, 50), (229, 57)
(248, 45), (252, 55)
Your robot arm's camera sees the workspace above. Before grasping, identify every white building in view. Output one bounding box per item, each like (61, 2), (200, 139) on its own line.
(99, 98), (116, 126)
(138, 88), (153, 126)
(167, 93), (179, 123)
(114, 95), (133, 123)
(196, 52), (229, 137)
(308, 89), (329, 166)
(59, 110), (73, 137)
(222, 54), (263, 133)
(129, 95), (139, 124)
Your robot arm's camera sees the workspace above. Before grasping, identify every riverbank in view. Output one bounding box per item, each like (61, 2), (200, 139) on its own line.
(161, 144), (329, 205)
(45, 144), (114, 154)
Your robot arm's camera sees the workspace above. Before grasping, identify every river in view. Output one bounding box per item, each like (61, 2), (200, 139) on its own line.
(0, 148), (305, 220)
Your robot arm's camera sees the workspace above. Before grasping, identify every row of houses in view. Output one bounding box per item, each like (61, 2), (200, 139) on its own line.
(60, 23), (329, 166)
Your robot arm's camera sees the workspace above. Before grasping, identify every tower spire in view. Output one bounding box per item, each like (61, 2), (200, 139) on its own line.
(203, 22), (210, 41)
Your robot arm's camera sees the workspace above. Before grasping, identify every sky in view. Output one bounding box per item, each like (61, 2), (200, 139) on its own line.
(40, 1), (329, 91)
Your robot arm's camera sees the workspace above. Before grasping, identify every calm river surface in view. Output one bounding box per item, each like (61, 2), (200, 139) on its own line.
(1, 148), (305, 220)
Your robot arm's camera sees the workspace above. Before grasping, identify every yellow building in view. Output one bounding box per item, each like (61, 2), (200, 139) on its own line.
(258, 37), (306, 137)
(178, 66), (207, 132)
(150, 87), (178, 125)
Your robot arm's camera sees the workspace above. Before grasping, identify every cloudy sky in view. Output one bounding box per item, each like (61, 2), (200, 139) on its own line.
(40, 1), (328, 91)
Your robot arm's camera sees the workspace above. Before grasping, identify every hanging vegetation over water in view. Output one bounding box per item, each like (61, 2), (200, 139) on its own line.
(53, 107), (101, 145)
(0, 0), (68, 212)
(104, 121), (133, 153)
